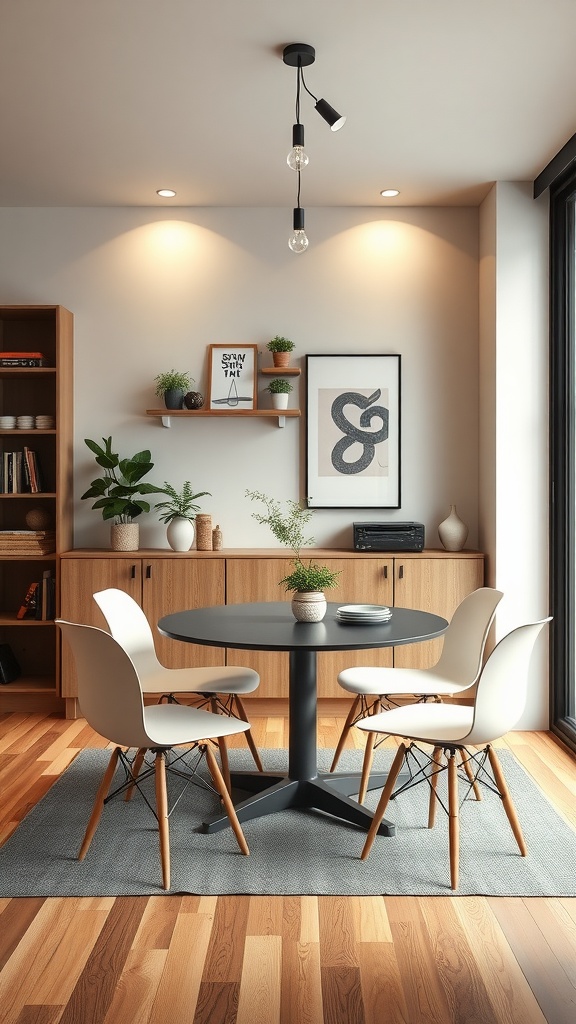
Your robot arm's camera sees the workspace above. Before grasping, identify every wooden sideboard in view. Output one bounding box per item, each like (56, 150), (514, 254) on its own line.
(59, 548), (484, 718)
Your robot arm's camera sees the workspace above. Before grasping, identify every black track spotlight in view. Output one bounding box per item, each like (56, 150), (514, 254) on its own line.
(314, 98), (346, 132)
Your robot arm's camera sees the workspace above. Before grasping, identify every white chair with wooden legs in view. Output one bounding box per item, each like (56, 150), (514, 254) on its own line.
(93, 587), (264, 789)
(330, 587), (504, 800)
(358, 617), (551, 890)
(56, 619), (251, 891)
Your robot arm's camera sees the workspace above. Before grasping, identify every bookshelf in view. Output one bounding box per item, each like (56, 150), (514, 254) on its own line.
(0, 306), (73, 711)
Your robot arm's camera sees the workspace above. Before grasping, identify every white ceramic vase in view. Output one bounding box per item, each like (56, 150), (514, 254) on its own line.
(438, 505), (468, 551)
(291, 590), (327, 622)
(271, 392), (289, 410)
(111, 522), (139, 551)
(166, 516), (195, 552)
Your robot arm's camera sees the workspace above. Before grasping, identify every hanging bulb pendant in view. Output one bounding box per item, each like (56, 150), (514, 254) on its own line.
(287, 123), (309, 171)
(289, 207), (308, 253)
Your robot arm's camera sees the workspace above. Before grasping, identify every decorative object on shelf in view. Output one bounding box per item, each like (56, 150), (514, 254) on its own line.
(266, 336), (295, 368)
(25, 507), (53, 530)
(282, 43), (345, 253)
(0, 643), (21, 684)
(81, 436), (166, 552)
(207, 344), (258, 411)
(246, 489), (341, 621)
(154, 480), (212, 552)
(195, 513), (213, 550)
(212, 524), (223, 550)
(438, 504), (469, 551)
(183, 391), (204, 409)
(265, 377), (293, 410)
(306, 353), (401, 509)
(154, 370), (195, 410)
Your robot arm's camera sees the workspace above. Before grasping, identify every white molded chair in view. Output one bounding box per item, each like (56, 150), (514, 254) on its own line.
(358, 617), (551, 890)
(57, 619), (250, 890)
(93, 588), (263, 783)
(330, 587), (504, 794)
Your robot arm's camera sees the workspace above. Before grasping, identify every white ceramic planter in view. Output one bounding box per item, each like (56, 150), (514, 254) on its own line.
(271, 392), (290, 410)
(166, 516), (195, 552)
(291, 590), (327, 622)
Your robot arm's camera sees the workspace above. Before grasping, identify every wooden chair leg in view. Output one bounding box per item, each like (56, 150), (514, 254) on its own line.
(487, 745), (527, 856)
(330, 695), (362, 772)
(78, 746), (120, 860)
(458, 748), (482, 801)
(205, 744), (249, 855)
(428, 746), (443, 828)
(210, 697), (232, 793)
(361, 742), (407, 860)
(358, 730), (378, 804)
(154, 752), (170, 891)
(233, 695), (264, 772)
(447, 750), (460, 891)
(125, 747), (146, 801)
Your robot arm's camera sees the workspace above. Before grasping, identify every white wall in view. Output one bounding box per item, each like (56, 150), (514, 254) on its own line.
(0, 206), (479, 551)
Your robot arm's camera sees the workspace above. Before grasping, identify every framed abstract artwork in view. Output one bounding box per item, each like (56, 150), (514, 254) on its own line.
(207, 344), (258, 411)
(306, 354), (401, 508)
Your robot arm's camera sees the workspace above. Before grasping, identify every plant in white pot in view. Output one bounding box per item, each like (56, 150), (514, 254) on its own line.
(246, 489), (341, 621)
(81, 436), (166, 551)
(154, 481), (212, 551)
(264, 377), (293, 410)
(154, 369), (195, 410)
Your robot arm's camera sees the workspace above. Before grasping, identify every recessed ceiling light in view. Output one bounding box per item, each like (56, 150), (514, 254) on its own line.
(380, 188), (400, 198)
(157, 189), (176, 198)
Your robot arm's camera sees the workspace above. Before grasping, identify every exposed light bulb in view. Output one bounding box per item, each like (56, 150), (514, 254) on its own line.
(287, 123), (309, 171)
(288, 207), (308, 253)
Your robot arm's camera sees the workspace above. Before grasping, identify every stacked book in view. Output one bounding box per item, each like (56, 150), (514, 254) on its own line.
(0, 530), (56, 555)
(1, 447), (44, 492)
(0, 351), (48, 367)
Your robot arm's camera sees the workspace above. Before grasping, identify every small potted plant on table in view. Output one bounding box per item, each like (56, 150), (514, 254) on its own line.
(246, 490), (341, 621)
(154, 481), (212, 551)
(266, 336), (295, 368)
(154, 370), (195, 410)
(264, 377), (293, 410)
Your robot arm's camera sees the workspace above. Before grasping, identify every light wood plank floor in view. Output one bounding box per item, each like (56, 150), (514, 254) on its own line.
(1, 712), (576, 1024)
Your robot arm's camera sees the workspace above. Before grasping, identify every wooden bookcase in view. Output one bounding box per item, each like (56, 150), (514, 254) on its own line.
(0, 305), (73, 712)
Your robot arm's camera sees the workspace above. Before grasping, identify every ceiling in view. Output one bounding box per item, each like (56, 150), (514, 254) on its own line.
(1, 0), (576, 208)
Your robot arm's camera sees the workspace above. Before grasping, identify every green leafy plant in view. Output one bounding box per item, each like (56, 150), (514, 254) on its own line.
(245, 490), (341, 593)
(154, 369), (194, 396)
(265, 378), (293, 394)
(81, 436), (166, 523)
(154, 481), (212, 523)
(266, 336), (295, 353)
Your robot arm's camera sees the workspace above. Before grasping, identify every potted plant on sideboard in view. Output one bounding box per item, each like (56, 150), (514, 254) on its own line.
(154, 369), (195, 410)
(81, 436), (166, 551)
(154, 480), (212, 551)
(246, 489), (341, 621)
(266, 336), (295, 368)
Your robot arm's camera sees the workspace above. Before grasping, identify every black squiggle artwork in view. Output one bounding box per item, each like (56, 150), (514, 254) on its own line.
(330, 389), (389, 474)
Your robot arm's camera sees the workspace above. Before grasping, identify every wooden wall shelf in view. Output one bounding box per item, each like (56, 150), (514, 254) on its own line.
(146, 408), (301, 428)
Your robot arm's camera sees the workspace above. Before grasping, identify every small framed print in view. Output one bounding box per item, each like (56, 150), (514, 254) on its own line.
(306, 354), (401, 508)
(207, 344), (258, 411)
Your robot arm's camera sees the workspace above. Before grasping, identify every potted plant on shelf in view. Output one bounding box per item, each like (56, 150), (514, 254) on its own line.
(154, 369), (195, 410)
(81, 436), (167, 551)
(154, 480), (212, 551)
(245, 489), (341, 621)
(266, 336), (295, 368)
(264, 377), (293, 410)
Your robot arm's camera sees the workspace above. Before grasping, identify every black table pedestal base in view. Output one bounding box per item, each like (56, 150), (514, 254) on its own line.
(201, 769), (399, 837)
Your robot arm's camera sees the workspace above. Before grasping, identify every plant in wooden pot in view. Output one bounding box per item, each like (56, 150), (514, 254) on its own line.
(246, 490), (341, 621)
(154, 369), (195, 410)
(266, 336), (295, 368)
(264, 377), (293, 410)
(154, 480), (212, 551)
(81, 436), (167, 551)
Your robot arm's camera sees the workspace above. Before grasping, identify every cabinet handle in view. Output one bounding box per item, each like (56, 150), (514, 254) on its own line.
(383, 565), (388, 580)
(130, 565), (136, 579)
(146, 564), (152, 579)
(398, 564), (404, 580)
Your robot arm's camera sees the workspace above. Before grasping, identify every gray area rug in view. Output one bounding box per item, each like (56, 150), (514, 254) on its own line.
(1, 748), (575, 896)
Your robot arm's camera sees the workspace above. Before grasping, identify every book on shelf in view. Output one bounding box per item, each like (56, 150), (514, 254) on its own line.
(16, 580), (39, 619)
(0, 448), (44, 494)
(0, 351), (47, 367)
(0, 530), (56, 555)
(16, 570), (55, 620)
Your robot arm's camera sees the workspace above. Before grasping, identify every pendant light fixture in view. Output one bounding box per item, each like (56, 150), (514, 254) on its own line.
(283, 43), (345, 253)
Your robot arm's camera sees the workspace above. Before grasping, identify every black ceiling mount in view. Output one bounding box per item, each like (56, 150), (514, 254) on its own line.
(283, 43), (315, 67)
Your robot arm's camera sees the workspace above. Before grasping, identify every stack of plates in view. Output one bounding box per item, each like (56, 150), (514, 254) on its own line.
(336, 604), (393, 624)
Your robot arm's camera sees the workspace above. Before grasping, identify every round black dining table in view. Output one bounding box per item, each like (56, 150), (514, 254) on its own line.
(158, 601), (448, 836)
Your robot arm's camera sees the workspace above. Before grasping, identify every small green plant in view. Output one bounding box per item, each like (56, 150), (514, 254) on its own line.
(265, 378), (293, 394)
(81, 436), (166, 523)
(154, 481), (212, 523)
(266, 336), (295, 353)
(245, 490), (341, 593)
(154, 369), (194, 396)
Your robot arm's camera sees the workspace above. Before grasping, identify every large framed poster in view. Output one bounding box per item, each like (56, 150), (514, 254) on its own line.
(207, 344), (258, 411)
(306, 354), (401, 508)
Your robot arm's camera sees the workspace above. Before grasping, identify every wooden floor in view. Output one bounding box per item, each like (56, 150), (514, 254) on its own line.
(1, 712), (576, 1024)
